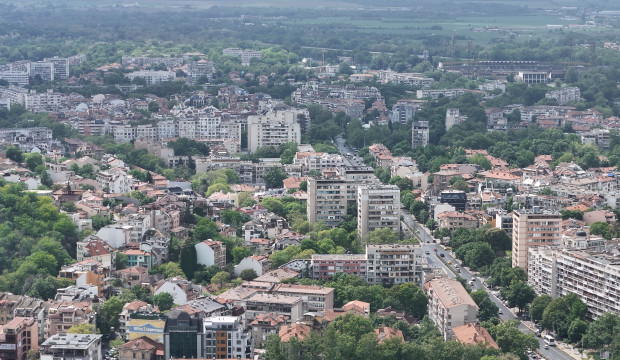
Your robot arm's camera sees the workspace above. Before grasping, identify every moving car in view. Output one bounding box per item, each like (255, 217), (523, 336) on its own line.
(440, 253), (445, 257)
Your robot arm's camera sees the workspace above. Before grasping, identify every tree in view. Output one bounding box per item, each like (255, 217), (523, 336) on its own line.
(471, 289), (499, 322)
(148, 101), (160, 113)
(24, 153), (43, 172)
(530, 295), (552, 321)
(481, 227), (511, 253)
(40, 170), (53, 187)
(542, 297), (569, 334)
(488, 320), (539, 358)
(153, 292), (174, 311)
(449, 176), (470, 192)
(263, 167), (287, 188)
(567, 319), (588, 344)
(506, 281), (536, 313)
(232, 246), (252, 264)
(154, 262), (185, 278)
(211, 271), (230, 289)
(582, 312), (620, 349)
(367, 227), (399, 244)
(239, 268), (258, 281)
(67, 323), (98, 334)
(5, 145), (23, 163)
(97, 296), (124, 334)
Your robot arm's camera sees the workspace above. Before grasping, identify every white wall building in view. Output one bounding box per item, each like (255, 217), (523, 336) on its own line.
(247, 111), (301, 152)
(425, 278), (478, 340)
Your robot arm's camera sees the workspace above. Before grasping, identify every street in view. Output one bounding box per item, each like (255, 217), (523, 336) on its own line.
(333, 135), (576, 360)
(401, 209), (575, 360)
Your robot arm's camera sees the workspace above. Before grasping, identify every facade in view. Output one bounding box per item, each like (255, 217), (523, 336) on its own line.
(311, 254), (367, 281)
(195, 240), (227, 268)
(0, 317), (38, 360)
(390, 101), (415, 123)
(511, 209), (562, 269)
(247, 111), (301, 152)
(307, 176), (348, 227)
(366, 244), (423, 286)
(357, 184), (401, 241)
(271, 284), (335, 312)
(437, 212), (478, 231)
(545, 87), (580, 105)
(126, 71), (176, 85)
(412, 120), (429, 148)
(39, 334), (102, 360)
(243, 294), (303, 323)
(250, 313), (288, 348)
(440, 190), (467, 212)
(581, 129), (611, 150)
(241, 51), (262, 66)
(202, 316), (253, 359)
(164, 310), (202, 360)
(425, 278), (478, 340)
(118, 337), (163, 360)
(57, 260), (109, 298)
(528, 245), (620, 320)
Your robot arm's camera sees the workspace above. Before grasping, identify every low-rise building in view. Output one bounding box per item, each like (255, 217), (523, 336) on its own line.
(39, 334), (102, 360)
(118, 337), (163, 360)
(437, 212), (478, 231)
(250, 313), (288, 348)
(243, 294), (303, 323)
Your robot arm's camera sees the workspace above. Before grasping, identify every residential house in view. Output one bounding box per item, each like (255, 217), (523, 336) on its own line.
(118, 336), (163, 360)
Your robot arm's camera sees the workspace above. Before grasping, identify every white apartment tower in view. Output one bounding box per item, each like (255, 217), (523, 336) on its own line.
(247, 111), (301, 152)
(357, 184), (401, 241)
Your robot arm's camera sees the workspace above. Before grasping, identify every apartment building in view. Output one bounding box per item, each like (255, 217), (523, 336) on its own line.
(57, 260), (110, 298)
(45, 301), (95, 338)
(241, 51), (262, 66)
(96, 168), (130, 194)
(545, 87), (580, 105)
(247, 111), (301, 152)
(307, 175), (348, 227)
(581, 129), (611, 151)
(0, 317), (38, 360)
(311, 254), (367, 281)
(357, 184), (401, 241)
(195, 240), (227, 268)
(0, 71), (28, 86)
(39, 334), (102, 360)
(27, 62), (54, 82)
(243, 294), (303, 323)
(512, 208), (562, 269)
(445, 108), (467, 131)
(126, 71), (176, 85)
(425, 278), (478, 340)
(271, 284), (334, 312)
(390, 100), (416, 123)
(528, 244), (620, 320)
(44, 57), (70, 80)
(201, 316), (253, 359)
(412, 120), (429, 148)
(437, 212), (478, 231)
(366, 244), (423, 286)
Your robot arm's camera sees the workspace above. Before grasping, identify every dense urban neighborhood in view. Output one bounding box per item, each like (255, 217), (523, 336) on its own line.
(2, 1), (620, 360)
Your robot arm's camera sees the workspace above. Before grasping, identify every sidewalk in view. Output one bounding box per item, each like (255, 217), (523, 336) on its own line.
(521, 320), (584, 360)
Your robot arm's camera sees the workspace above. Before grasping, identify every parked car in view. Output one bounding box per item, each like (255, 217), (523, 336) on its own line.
(440, 253), (445, 257)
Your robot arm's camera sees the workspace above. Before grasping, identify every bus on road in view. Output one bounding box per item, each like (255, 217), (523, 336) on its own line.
(544, 335), (555, 346)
